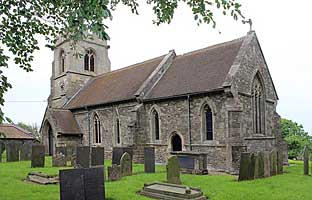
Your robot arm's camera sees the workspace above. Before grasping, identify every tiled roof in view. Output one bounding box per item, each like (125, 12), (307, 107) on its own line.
(0, 124), (35, 140)
(50, 110), (81, 134)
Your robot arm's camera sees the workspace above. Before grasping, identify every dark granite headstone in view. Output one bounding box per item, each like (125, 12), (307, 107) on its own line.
(303, 146), (309, 175)
(20, 142), (32, 161)
(112, 147), (133, 165)
(238, 152), (251, 181)
(59, 167), (105, 200)
(6, 142), (19, 162)
(31, 145), (45, 167)
(108, 164), (121, 181)
(120, 152), (132, 177)
(144, 147), (155, 173)
(166, 156), (181, 184)
(178, 156), (195, 169)
(76, 146), (90, 168)
(91, 147), (104, 166)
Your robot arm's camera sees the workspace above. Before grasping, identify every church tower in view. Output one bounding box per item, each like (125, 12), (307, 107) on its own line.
(49, 35), (111, 108)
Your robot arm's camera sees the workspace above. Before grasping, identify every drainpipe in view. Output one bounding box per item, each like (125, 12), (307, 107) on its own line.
(85, 106), (91, 167)
(187, 94), (192, 151)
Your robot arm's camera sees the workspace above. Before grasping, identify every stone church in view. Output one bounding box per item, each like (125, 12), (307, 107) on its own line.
(40, 31), (284, 173)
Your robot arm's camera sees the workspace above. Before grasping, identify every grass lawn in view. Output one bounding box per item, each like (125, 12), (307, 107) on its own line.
(0, 157), (311, 200)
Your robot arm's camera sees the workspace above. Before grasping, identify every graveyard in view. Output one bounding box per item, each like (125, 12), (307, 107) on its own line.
(0, 155), (311, 200)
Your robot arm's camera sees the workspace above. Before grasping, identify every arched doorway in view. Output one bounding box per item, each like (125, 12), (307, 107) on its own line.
(171, 133), (182, 151)
(47, 123), (53, 156)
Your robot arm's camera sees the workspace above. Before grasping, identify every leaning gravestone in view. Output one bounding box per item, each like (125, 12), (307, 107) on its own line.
(144, 147), (155, 173)
(6, 142), (19, 162)
(76, 146), (91, 168)
(108, 164), (121, 181)
(59, 167), (105, 200)
(257, 152), (265, 178)
(303, 146), (309, 175)
(166, 155), (181, 184)
(270, 150), (277, 176)
(31, 145), (45, 168)
(238, 152), (251, 181)
(120, 152), (132, 177)
(52, 153), (67, 167)
(277, 150), (283, 174)
(263, 151), (270, 177)
(112, 147), (133, 165)
(20, 142), (32, 161)
(91, 147), (104, 166)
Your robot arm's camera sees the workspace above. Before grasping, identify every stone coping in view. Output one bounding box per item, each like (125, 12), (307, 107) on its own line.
(170, 151), (208, 156)
(244, 136), (276, 140)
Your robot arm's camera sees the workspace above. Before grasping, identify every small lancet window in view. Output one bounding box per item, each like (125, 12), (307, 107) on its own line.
(151, 109), (160, 141)
(60, 50), (65, 73)
(252, 74), (265, 134)
(116, 118), (120, 144)
(203, 105), (213, 140)
(94, 114), (101, 144)
(84, 49), (95, 72)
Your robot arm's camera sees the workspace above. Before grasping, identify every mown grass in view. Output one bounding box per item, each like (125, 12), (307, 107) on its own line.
(0, 157), (311, 200)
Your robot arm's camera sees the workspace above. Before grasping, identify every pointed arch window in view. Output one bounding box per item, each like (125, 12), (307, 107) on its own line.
(94, 114), (102, 144)
(151, 109), (160, 141)
(202, 104), (213, 141)
(60, 50), (65, 73)
(116, 118), (121, 144)
(84, 49), (95, 72)
(252, 74), (265, 134)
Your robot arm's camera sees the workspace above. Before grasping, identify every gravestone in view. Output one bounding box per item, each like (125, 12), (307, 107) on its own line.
(277, 150), (283, 174)
(31, 145), (45, 168)
(120, 152), (132, 177)
(112, 147), (133, 165)
(66, 146), (76, 165)
(108, 164), (121, 181)
(56, 147), (67, 156)
(76, 146), (90, 168)
(248, 153), (256, 180)
(59, 167), (105, 200)
(257, 152), (265, 178)
(263, 151), (270, 177)
(6, 142), (19, 162)
(144, 147), (155, 173)
(270, 150), (277, 176)
(52, 153), (67, 167)
(91, 147), (104, 166)
(166, 156), (181, 184)
(20, 142), (32, 161)
(254, 153), (259, 179)
(0, 142), (4, 162)
(238, 152), (251, 181)
(303, 146), (309, 175)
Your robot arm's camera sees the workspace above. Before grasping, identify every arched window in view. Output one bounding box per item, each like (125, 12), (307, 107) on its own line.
(151, 109), (160, 141)
(84, 49), (95, 72)
(94, 114), (101, 144)
(252, 73), (265, 134)
(203, 104), (213, 141)
(60, 50), (65, 73)
(116, 118), (120, 144)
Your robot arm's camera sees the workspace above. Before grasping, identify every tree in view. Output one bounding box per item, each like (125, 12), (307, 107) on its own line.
(281, 118), (312, 159)
(17, 122), (41, 141)
(0, 0), (244, 122)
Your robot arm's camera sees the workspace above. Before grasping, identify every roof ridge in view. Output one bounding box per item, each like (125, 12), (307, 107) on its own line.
(176, 36), (246, 58)
(94, 54), (166, 80)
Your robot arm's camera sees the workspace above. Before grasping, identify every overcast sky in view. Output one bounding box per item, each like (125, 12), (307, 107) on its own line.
(2, 0), (312, 133)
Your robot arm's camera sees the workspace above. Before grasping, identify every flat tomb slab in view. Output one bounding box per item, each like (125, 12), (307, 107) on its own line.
(26, 172), (59, 185)
(139, 182), (207, 200)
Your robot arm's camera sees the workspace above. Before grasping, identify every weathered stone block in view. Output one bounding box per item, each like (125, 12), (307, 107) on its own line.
(270, 150), (277, 176)
(20, 143), (32, 161)
(303, 146), (309, 175)
(277, 150), (283, 174)
(238, 152), (251, 181)
(52, 154), (67, 167)
(166, 156), (181, 184)
(112, 147), (133, 165)
(120, 152), (132, 177)
(257, 152), (265, 178)
(76, 146), (90, 168)
(108, 164), (121, 181)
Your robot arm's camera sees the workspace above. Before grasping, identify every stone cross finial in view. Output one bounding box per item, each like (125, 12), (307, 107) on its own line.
(242, 19), (253, 32)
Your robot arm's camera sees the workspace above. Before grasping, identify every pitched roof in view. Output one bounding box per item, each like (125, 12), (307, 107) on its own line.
(66, 55), (165, 109)
(146, 37), (244, 100)
(50, 109), (81, 134)
(0, 124), (35, 140)
(66, 36), (245, 109)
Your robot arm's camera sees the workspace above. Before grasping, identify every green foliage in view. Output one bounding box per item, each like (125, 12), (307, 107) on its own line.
(281, 118), (312, 159)
(1, 158), (312, 199)
(0, 0), (244, 122)
(16, 122), (41, 141)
